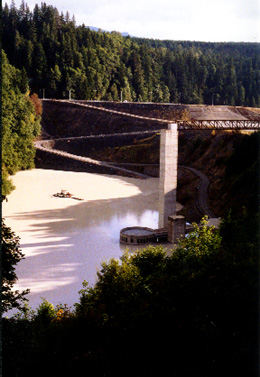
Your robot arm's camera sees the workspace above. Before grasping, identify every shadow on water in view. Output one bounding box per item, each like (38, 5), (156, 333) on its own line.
(6, 174), (163, 312)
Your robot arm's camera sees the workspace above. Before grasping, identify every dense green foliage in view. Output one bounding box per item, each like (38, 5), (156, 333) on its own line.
(1, 219), (30, 313)
(2, 1), (260, 106)
(225, 131), (260, 214)
(3, 216), (259, 376)
(2, 50), (41, 195)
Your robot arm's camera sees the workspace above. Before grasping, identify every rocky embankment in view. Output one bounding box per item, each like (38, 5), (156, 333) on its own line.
(41, 100), (260, 138)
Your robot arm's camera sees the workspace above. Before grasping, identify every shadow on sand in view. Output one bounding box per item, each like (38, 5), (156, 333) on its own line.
(6, 172), (164, 313)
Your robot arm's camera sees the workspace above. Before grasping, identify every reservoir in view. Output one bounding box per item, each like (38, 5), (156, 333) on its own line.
(3, 169), (177, 313)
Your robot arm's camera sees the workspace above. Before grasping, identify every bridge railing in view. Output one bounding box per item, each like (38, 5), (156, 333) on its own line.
(178, 119), (260, 130)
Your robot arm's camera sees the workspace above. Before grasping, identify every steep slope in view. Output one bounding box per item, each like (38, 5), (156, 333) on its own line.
(39, 100), (259, 221)
(90, 130), (259, 220)
(41, 100), (260, 138)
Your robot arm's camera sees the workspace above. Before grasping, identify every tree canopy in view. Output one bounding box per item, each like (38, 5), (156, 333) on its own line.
(2, 215), (259, 376)
(2, 1), (260, 106)
(1, 50), (41, 195)
(1, 219), (30, 313)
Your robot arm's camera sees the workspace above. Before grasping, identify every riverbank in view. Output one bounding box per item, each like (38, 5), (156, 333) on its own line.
(2, 168), (182, 313)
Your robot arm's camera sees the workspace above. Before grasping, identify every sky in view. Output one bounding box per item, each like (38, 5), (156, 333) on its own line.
(6, 0), (260, 42)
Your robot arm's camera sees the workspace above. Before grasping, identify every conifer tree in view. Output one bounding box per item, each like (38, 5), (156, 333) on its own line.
(2, 51), (41, 196)
(2, 1), (259, 105)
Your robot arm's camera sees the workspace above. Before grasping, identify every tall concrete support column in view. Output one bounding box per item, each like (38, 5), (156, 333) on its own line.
(158, 123), (178, 228)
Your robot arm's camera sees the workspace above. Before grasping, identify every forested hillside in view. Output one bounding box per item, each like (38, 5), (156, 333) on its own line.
(2, 1), (260, 106)
(2, 51), (41, 195)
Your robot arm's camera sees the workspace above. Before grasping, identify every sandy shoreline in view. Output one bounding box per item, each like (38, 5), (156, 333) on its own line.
(2, 169), (151, 234)
(3, 168), (171, 312)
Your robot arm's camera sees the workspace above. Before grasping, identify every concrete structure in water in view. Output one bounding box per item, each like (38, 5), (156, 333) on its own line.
(120, 227), (168, 244)
(168, 215), (186, 244)
(158, 124), (185, 243)
(120, 123), (185, 245)
(158, 124), (178, 228)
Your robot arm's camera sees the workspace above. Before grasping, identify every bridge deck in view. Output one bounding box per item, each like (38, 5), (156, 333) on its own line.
(178, 119), (260, 130)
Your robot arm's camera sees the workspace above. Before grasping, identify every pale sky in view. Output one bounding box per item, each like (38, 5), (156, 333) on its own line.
(6, 0), (260, 42)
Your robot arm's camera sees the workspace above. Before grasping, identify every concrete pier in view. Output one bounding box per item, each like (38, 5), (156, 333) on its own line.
(167, 215), (186, 243)
(158, 124), (178, 228)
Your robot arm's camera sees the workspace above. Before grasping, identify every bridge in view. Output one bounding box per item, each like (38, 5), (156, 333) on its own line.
(38, 99), (260, 243)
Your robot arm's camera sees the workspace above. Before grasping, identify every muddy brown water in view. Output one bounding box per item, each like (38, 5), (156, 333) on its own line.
(3, 169), (178, 314)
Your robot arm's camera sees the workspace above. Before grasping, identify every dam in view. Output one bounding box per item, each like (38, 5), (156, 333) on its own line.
(38, 100), (260, 245)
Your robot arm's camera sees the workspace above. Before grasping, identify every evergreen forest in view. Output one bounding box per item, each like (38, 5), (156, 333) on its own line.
(2, 1), (260, 106)
(2, 50), (42, 196)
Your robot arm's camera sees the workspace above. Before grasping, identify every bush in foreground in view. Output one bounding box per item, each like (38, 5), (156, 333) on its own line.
(2, 215), (259, 376)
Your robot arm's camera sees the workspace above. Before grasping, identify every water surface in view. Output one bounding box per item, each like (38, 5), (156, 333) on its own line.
(3, 169), (166, 312)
